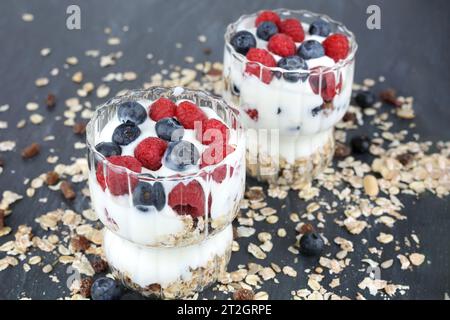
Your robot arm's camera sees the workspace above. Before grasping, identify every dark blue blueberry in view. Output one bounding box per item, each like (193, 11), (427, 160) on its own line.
(91, 277), (122, 300)
(95, 142), (122, 158)
(300, 232), (324, 256)
(256, 21), (278, 41)
(277, 107), (282, 115)
(297, 40), (324, 60)
(355, 91), (376, 109)
(231, 84), (240, 97)
(164, 141), (200, 171)
(230, 31), (256, 55)
(351, 135), (371, 154)
(155, 118), (184, 142)
(277, 55), (308, 82)
(132, 181), (165, 212)
(309, 19), (331, 37)
(311, 106), (322, 117)
(112, 122), (141, 145)
(117, 101), (147, 125)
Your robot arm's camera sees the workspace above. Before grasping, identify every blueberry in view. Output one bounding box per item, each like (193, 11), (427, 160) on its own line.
(309, 19), (331, 37)
(230, 31), (256, 55)
(164, 141), (200, 171)
(231, 84), (240, 97)
(132, 181), (165, 212)
(350, 135), (371, 154)
(355, 91), (376, 109)
(300, 232), (324, 256)
(256, 21), (278, 41)
(155, 118), (184, 142)
(112, 122), (141, 145)
(117, 101), (147, 125)
(311, 106), (322, 117)
(95, 142), (122, 158)
(277, 107), (282, 115)
(277, 55), (308, 82)
(297, 40), (324, 60)
(90, 277), (122, 300)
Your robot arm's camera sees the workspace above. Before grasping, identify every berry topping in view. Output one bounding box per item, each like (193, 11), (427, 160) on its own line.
(278, 18), (305, 42)
(267, 33), (296, 57)
(95, 142), (122, 158)
(355, 91), (376, 109)
(197, 118), (229, 145)
(91, 277), (122, 300)
(176, 101), (207, 129)
(96, 156), (142, 195)
(276, 55), (308, 82)
(309, 19), (331, 37)
(245, 108), (259, 121)
(255, 10), (281, 27)
(155, 117), (184, 142)
(323, 34), (350, 62)
(230, 31), (257, 56)
(256, 21), (278, 41)
(297, 40), (325, 60)
(132, 181), (165, 212)
(200, 143), (235, 167)
(117, 101), (147, 125)
(134, 137), (168, 171)
(309, 67), (337, 102)
(112, 122), (141, 146)
(351, 135), (371, 154)
(149, 97), (177, 122)
(163, 140), (200, 171)
(211, 164), (233, 183)
(168, 180), (205, 217)
(245, 48), (276, 84)
(300, 232), (324, 256)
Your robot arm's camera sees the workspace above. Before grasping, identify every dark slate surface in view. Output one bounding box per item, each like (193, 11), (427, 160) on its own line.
(0, 0), (449, 300)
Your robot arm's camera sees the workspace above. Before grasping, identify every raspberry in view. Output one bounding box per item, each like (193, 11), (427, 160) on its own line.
(96, 156), (142, 196)
(245, 48), (276, 84)
(255, 10), (281, 27)
(134, 137), (168, 171)
(245, 108), (259, 121)
(168, 180), (205, 217)
(309, 67), (336, 102)
(149, 97), (177, 122)
(200, 143), (235, 167)
(176, 101), (207, 129)
(197, 118), (229, 145)
(323, 34), (349, 62)
(211, 164), (235, 183)
(278, 18), (305, 42)
(267, 33), (296, 57)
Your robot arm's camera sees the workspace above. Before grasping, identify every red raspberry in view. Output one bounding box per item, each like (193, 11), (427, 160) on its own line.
(245, 48), (276, 84)
(309, 67), (337, 102)
(168, 180), (205, 217)
(323, 34), (350, 62)
(211, 164), (235, 183)
(134, 137), (167, 171)
(176, 101), (207, 129)
(200, 143), (235, 167)
(255, 10), (281, 27)
(196, 118), (229, 145)
(96, 156), (142, 196)
(268, 34), (296, 57)
(149, 97), (177, 121)
(245, 108), (259, 121)
(278, 18), (305, 42)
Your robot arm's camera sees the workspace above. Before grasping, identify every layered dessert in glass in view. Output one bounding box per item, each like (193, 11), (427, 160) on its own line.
(223, 9), (357, 186)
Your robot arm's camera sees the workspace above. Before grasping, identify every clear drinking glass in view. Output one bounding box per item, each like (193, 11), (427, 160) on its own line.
(223, 9), (357, 187)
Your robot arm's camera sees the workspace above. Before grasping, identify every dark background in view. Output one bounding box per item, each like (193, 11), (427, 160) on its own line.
(0, 0), (449, 300)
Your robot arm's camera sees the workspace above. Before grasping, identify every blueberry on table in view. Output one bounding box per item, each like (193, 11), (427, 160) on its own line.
(300, 232), (324, 256)
(112, 122), (141, 145)
(155, 118), (184, 142)
(297, 40), (325, 60)
(90, 277), (122, 300)
(256, 21), (278, 41)
(355, 91), (376, 109)
(164, 141), (200, 171)
(230, 31), (257, 55)
(276, 55), (308, 82)
(117, 101), (147, 125)
(133, 181), (165, 212)
(351, 135), (371, 154)
(309, 19), (331, 37)
(95, 142), (122, 158)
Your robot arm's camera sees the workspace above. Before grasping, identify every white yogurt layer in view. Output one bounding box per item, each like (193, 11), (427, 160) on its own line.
(223, 15), (355, 163)
(103, 224), (232, 288)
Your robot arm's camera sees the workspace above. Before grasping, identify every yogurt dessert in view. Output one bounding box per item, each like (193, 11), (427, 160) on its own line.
(104, 225), (233, 299)
(86, 87), (245, 247)
(223, 9), (357, 186)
